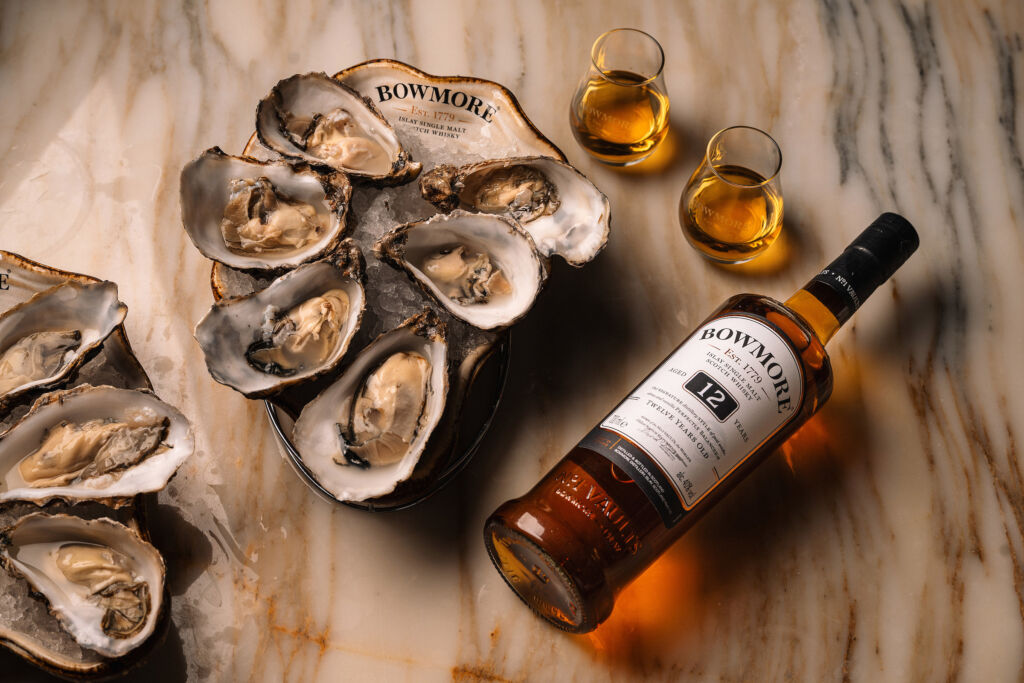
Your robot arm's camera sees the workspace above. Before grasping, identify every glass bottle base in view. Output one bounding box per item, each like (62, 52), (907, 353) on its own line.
(484, 521), (598, 633)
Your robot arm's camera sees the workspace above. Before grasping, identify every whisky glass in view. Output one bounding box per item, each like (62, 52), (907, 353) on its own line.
(679, 126), (783, 263)
(569, 28), (670, 166)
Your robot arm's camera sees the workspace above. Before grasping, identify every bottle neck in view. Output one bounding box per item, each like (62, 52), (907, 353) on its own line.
(784, 288), (842, 345)
(783, 213), (920, 346)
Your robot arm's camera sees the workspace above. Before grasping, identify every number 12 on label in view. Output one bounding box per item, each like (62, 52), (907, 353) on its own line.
(683, 371), (739, 421)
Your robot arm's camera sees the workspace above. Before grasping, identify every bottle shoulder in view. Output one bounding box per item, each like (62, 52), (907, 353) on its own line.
(706, 293), (833, 404)
(712, 294), (826, 351)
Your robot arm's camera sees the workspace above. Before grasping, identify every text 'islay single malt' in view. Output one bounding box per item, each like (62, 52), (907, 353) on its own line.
(484, 213), (919, 633)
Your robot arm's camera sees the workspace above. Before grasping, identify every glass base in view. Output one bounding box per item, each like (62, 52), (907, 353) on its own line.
(591, 152), (653, 167)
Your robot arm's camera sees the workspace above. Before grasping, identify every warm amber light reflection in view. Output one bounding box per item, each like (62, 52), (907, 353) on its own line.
(777, 412), (832, 472)
(709, 224), (796, 276)
(582, 541), (699, 661)
(606, 125), (680, 176)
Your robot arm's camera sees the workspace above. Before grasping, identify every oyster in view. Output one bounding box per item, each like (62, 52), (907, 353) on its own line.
(376, 211), (547, 330)
(180, 147), (352, 272)
(0, 282), (127, 409)
(194, 244), (366, 398)
(419, 156), (610, 265)
(0, 385), (194, 504)
(256, 72), (421, 185)
(0, 514), (165, 658)
(292, 310), (448, 502)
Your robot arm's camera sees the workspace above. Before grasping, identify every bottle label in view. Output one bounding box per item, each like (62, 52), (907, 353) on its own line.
(584, 314), (804, 527)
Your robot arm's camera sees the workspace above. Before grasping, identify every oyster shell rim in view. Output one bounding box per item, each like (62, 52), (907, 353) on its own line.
(0, 383), (195, 507)
(419, 155), (612, 267)
(375, 210), (550, 331)
(0, 513), (168, 661)
(0, 251), (152, 396)
(266, 328), (509, 511)
(0, 280), (128, 413)
(290, 309), (450, 503)
(179, 146), (355, 274)
(194, 242), (367, 399)
(255, 72), (422, 186)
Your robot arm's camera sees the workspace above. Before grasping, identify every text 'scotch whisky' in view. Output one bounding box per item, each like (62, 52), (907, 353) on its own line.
(484, 214), (919, 632)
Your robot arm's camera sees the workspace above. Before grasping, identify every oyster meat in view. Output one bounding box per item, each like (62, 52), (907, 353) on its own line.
(195, 244), (366, 398)
(246, 288), (351, 376)
(295, 108), (391, 176)
(221, 177), (324, 255)
(469, 165), (560, 221)
(0, 514), (165, 658)
(376, 211), (547, 330)
(256, 72), (421, 185)
(421, 246), (512, 305)
(17, 414), (168, 488)
(0, 282), (127, 409)
(0, 330), (82, 396)
(292, 310), (448, 502)
(180, 148), (352, 272)
(0, 384), (194, 504)
(344, 351), (431, 468)
(420, 156), (610, 266)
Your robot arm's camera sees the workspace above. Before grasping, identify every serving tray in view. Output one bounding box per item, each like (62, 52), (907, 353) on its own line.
(210, 60), (570, 509)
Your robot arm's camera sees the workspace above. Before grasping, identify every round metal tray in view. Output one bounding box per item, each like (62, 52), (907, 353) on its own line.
(265, 334), (510, 511)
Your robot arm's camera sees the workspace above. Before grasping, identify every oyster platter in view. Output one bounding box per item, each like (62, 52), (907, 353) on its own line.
(0, 252), (194, 677)
(181, 61), (610, 509)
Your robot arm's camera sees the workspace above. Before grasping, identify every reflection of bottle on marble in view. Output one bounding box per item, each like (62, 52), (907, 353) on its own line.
(484, 214), (919, 633)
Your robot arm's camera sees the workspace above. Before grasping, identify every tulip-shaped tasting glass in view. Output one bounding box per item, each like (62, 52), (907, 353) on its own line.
(679, 126), (783, 263)
(569, 28), (669, 166)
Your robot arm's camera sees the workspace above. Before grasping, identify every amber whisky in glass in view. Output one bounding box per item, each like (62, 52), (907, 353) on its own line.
(485, 214), (919, 632)
(680, 126), (784, 263)
(569, 29), (670, 166)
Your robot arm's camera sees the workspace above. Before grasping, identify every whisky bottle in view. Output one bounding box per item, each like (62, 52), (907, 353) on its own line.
(484, 213), (919, 633)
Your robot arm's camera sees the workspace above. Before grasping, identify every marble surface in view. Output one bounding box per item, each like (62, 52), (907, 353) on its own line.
(2, 0), (1023, 680)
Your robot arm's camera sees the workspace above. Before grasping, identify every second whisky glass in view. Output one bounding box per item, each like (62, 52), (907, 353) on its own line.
(569, 28), (670, 166)
(679, 126), (783, 263)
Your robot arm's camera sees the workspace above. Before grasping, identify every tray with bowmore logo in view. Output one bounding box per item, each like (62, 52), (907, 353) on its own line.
(180, 60), (610, 510)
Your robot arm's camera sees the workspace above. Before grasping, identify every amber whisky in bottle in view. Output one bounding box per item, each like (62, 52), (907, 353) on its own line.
(484, 213), (919, 633)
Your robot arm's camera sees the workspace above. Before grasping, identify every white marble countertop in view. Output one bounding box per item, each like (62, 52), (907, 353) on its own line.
(2, 1), (1023, 681)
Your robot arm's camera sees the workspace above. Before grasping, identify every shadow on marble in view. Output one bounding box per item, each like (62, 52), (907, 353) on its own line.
(599, 122), (691, 178)
(147, 502), (215, 596)
(488, 249), (650, 446)
(862, 276), (962, 368)
(371, 250), (651, 563)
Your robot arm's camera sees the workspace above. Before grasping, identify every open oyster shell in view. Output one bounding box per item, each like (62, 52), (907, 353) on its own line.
(180, 147), (352, 272)
(376, 211), (548, 331)
(0, 384), (194, 505)
(256, 72), (421, 185)
(195, 243), (366, 399)
(0, 281), (127, 411)
(0, 513), (166, 659)
(419, 156), (610, 266)
(292, 310), (448, 502)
